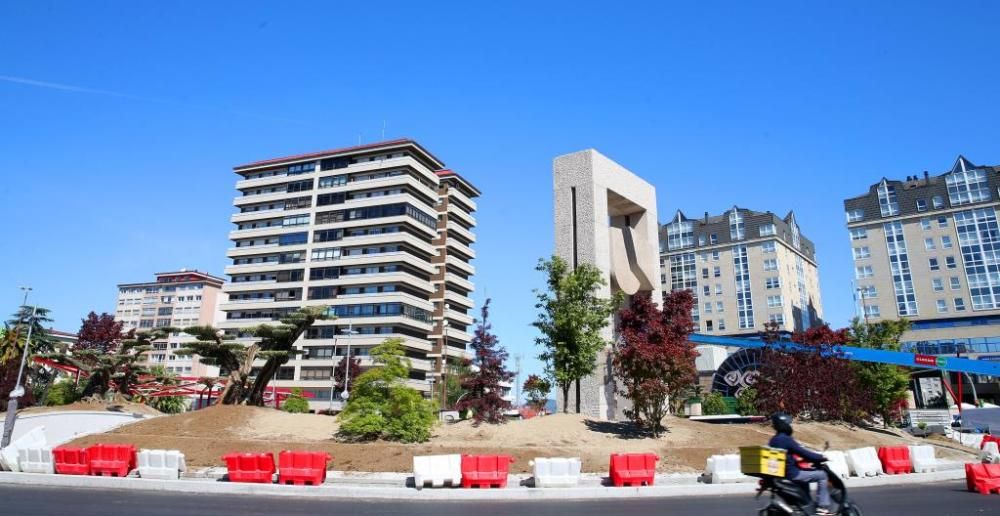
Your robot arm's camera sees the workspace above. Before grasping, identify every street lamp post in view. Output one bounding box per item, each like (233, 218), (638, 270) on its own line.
(2, 287), (35, 448)
(341, 322), (358, 401)
(440, 317), (450, 408)
(328, 331), (339, 412)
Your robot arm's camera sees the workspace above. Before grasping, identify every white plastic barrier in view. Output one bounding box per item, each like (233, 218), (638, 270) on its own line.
(138, 449), (187, 480)
(846, 447), (882, 477)
(704, 454), (747, 484)
(981, 442), (1000, 464)
(824, 451), (850, 479)
(413, 454), (461, 489)
(960, 433), (985, 449)
(16, 447), (54, 474)
(907, 445), (939, 473)
(0, 426), (47, 472)
(531, 457), (581, 488)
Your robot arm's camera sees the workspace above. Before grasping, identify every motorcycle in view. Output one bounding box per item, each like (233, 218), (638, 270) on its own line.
(754, 443), (863, 516)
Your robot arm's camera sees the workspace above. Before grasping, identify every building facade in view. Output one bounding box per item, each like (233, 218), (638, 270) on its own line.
(844, 156), (1000, 355)
(115, 269), (225, 377)
(660, 207), (823, 336)
(219, 139), (478, 410)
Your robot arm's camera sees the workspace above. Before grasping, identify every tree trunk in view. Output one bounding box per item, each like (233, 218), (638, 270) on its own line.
(575, 378), (581, 414)
(562, 384), (570, 414)
(220, 344), (258, 405)
(247, 357), (283, 406)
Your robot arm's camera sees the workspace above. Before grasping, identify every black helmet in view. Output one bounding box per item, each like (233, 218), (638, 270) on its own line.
(772, 412), (793, 435)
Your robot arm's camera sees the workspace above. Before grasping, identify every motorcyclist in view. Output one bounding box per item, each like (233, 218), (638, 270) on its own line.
(768, 413), (831, 515)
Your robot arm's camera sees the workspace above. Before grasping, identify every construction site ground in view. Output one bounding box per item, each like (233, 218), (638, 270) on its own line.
(66, 405), (976, 473)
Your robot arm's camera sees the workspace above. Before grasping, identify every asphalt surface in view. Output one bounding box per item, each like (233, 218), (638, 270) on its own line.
(0, 481), (995, 515)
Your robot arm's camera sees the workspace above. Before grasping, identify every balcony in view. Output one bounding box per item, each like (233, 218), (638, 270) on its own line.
(444, 273), (474, 292)
(447, 203), (476, 228)
(446, 255), (475, 276)
(227, 243), (279, 256)
(445, 238), (476, 260)
(447, 188), (478, 212)
(233, 190), (293, 206)
(445, 220), (476, 243)
(444, 290), (474, 309)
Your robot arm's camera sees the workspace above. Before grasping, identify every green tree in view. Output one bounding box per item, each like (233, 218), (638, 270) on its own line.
(533, 256), (621, 413)
(176, 306), (328, 405)
(445, 358), (472, 410)
(143, 365), (187, 414)
(702, 391), (728, 415)
(338, 338), (437, 443)
(282, 387), (310, 413)
(44, 380), (80, 406)
(523, 374), (551, 412)
(849, 317), (912, 427)
(43, 329), (154, 399)
(736, 388), (758, 416)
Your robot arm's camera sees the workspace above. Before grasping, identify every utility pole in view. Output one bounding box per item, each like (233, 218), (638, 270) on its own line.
(2, 287), (35, 448)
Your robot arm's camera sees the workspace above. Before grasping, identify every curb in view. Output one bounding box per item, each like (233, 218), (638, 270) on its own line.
(0, 469), (967, 501)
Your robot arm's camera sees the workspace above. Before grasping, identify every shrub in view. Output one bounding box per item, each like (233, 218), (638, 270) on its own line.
(282, 388), (310, 413)
(736, 388), (758, 416)
(338, 338), (437, 443)
(45, 380), (80, 406)
(702, 392), (728, 415)
(150, 396), (188, 414)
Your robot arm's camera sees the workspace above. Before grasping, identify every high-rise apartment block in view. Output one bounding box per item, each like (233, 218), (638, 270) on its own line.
(219, 139), (478, 409)
(115, 269), (225, 377)
(660, 207), (823, 335)
(844, 156), (1000, 355)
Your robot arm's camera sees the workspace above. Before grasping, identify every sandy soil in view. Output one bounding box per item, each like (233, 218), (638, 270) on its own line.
(6, 399), (163, 417)
(67, 407), (975, 473)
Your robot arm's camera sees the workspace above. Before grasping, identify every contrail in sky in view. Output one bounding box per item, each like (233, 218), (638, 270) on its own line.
(0, 74), (314, 126)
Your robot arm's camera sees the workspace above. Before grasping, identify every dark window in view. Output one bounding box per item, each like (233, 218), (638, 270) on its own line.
(317, 193), (346, 206)
(279, 232), (308, 246)
(276, 269), (304, 282)
(284, 196), (312, 210)
(286, 162), (315, 175)
(157, 307), (173, 316)
(275, 367), (295, 380)
(316, 211), (344, 225)
(309, 267), (340, 280)
(308, 286), (337, 300)
(279, 251), (304, 264)
(286, 179), (313, 193)
(314, 229), (343, 243)
(320, 158), (351, 170)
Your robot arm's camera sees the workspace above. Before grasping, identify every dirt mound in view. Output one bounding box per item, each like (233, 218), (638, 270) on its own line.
(15, 399), (162, 417)
(68, 408), (976, 473)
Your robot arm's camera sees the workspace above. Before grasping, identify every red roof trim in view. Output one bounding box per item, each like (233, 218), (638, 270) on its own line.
(233, 138), (442, 171)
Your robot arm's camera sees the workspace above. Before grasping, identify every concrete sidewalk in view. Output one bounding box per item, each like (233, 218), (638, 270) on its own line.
(0, 467), (967, 501)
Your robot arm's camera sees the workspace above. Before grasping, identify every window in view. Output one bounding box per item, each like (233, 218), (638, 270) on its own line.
(855, 266), (874, 279)
(287, 162), (315, 175)
(946, 168), (991, 206)
(669, 253), (698, 294)
(853, 246), (871, 259)
(729, 209), (745, 240)
(884, 221), (918, 316)
(318, 175), (348, 188)
(733, 245), (755, 329)
(916, 199), (927, 212)
(716, 301), (724, 312)
(932, 195), (944, 209)
(761, 241), (776, 254)
(715, 284), (723, 295)
(941, 236), (953, 249)
(955, 207), (1000, 310)
(710, 233), (718, 244)
(864, 305), (880, 318)
(286, 179), (313, 193)
(950, 277), (961, 290)
(718, 320), (726, 331)
(311, 247), (341, 261)
(937, 216), (948, 228)
(932, 278), (944, 292)
(920, 218), (931, 230)
(283, 214), (309, 227)
(845, 210), (863, 223)
(767, 295), (783, 308)
(936, 299), (948, 313)
(157, 307), (173, 316)
(279, 232), (307, 246)
(702, 285), (710, 296)
(849, 228), (867, 240)
(704, 303), (713, 313)
(768, 314), (784, 325)
(697, 235), (706, 246)
(946, 256), (957, 269)
(665, 218), (694, 250)
(705, 320), (713, 332)
(760, 223), (777, 236)
(955, 298), (966, 311)
(317, 192), (346, 206)
(712, 250), (720, 261)
(924, 238), (936, 251)
(313, 229), (343, 243)
(763, 259), (778, 272)
(702, 268), (709, 279)
(877, 180), (900, 216)
(858, 285), (877, 298)
(713, 266), (721, 278)
(765, 277), (781, 289)
(308, 286), (337, 300)
(928, 258), (939, 271)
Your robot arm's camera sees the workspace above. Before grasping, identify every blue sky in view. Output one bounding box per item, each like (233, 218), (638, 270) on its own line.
(1, 2), (998, 384)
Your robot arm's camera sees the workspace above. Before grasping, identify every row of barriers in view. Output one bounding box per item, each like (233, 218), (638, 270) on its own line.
(715, 445), (943, 483)
(13, 443), (658, 490)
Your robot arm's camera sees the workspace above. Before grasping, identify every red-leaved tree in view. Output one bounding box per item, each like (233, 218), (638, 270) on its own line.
(755, 324), (873, 423)
(333, 356), (362, 394)
(613, 290), (699, 436)
(77, 312), (124, 353)
(456, 299), (514, 425)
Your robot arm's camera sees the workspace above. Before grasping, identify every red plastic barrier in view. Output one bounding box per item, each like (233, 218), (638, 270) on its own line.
(278, 451), (331, 486)
(460, 455), (515, 488)
(982, 435), (1000, 450)
(87, 444), (137, 477)
(609, 453), (658, 487)
(53, 447), (90, 476)
(223, 452), (276, 484)
(876, 446), (911, 475)
(966, 463), (1000, 495)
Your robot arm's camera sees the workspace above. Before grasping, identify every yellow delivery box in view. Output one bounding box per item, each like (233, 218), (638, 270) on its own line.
(739, 446), (786, 477)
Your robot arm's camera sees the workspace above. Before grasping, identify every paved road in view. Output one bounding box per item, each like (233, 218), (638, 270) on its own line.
(0, 482), (995, 515)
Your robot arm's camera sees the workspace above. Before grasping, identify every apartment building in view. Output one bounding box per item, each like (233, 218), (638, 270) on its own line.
(219, 139), (478, 410)
(844, 156), (1000, 355)
(115, 269), (225, 377)
(660, 207), (823, 336)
